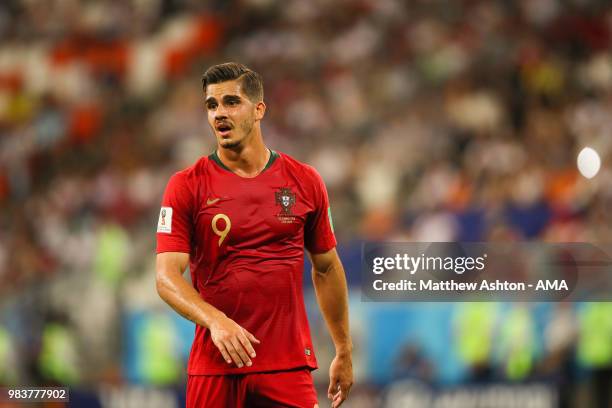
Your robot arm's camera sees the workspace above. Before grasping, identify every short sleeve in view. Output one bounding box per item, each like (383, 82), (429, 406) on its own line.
(156, 172), (193, 254)
(304, 168), (337, 254)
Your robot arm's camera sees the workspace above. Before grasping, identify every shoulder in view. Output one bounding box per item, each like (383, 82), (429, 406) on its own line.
(164, 156), (211, 206)
(169, 155), (211, 185)
(276, 151), (323, 184)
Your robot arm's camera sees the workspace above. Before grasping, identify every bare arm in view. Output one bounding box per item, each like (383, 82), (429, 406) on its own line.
(309, 247), (353, 408)
(156, 252), (259, 368)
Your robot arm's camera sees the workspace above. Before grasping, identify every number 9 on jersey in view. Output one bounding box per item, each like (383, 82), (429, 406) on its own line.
(211, 214), (231, 246)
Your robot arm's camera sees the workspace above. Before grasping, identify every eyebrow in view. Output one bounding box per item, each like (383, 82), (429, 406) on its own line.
(205, 95), (242, 104)
(223, 95), (241, 103)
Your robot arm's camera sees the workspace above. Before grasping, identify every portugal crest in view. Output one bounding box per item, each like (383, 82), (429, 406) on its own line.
(275, 187), (296, 216)
(275, 187), (297, 223)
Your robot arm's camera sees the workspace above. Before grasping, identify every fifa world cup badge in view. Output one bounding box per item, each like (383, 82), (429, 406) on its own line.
(157, 207), (173, 233)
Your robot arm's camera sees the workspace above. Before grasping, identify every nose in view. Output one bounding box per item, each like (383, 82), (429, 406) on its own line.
(214, 104), (229, 120)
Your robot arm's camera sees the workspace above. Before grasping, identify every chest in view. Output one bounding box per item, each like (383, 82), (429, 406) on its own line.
(193, 179), (313, 248)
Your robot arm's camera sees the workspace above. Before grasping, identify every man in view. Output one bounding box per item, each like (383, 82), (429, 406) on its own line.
(155, 62), (353, 408)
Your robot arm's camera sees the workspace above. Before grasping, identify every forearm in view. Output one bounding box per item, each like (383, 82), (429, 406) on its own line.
(312, 260), (352, 355)
(156, 269), (225, 329)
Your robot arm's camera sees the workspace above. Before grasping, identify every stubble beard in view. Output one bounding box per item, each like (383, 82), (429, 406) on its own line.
(219, 119), (254, 150)
(220, 139), (242, 149)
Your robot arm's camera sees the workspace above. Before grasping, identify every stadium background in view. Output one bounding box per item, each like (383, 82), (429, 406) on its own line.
(0, 0), (611, 407)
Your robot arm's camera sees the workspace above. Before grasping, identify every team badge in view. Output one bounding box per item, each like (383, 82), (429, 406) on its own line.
(275, 187), (296, 215)
(275, 187), (296, 223)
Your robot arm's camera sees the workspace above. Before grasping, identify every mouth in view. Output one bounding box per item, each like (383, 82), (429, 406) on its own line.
(216, 123), (233, 137)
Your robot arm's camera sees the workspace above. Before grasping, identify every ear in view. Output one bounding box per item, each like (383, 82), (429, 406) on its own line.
(255, 101), (266, 121)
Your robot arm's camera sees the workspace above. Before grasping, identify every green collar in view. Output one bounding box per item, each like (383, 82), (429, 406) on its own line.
(209, 149), (278, 174)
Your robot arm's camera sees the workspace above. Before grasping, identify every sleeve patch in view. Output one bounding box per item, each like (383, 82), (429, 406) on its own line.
(157, 207), (173, 233)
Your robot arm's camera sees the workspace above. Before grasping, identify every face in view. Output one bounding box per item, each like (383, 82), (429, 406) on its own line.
(205, 79), (265, 149)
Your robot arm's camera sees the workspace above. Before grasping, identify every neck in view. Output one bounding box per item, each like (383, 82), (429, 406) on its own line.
(217, 131), (270, 178)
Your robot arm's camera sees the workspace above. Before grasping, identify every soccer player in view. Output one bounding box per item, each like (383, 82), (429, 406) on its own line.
(155, 62), (353, 408)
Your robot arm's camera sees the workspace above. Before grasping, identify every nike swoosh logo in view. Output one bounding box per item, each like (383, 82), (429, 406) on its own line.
(206, 198), (221, 206)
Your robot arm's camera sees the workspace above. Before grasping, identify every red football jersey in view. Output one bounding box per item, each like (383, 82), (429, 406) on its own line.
(156, 150), (336, 375)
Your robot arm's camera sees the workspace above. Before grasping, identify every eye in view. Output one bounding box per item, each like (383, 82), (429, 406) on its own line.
(207, 102), (217, 110)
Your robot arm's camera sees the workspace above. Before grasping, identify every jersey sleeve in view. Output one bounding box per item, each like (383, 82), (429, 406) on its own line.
(156, 172), (194, 254)
(304, 167), (337, 254)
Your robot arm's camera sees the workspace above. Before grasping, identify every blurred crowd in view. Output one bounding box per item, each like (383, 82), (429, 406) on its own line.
(0, 0), (611, 406)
